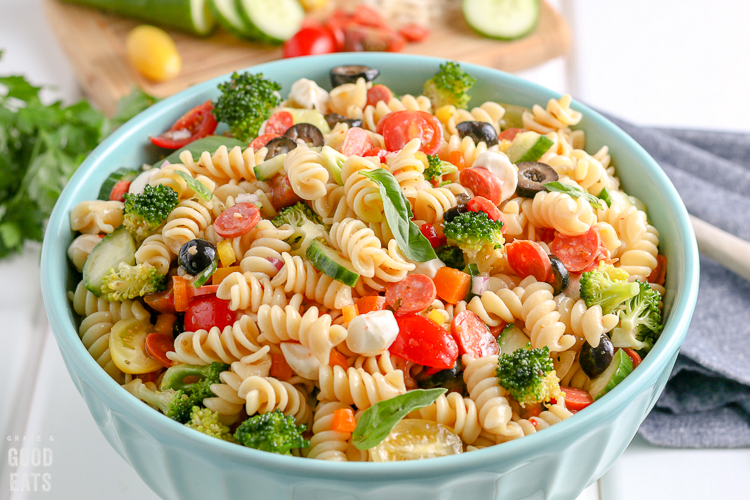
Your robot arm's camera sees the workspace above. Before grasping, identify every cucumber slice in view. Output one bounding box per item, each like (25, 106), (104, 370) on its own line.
(321, 146), (345, 185)
(236, 0), (304, 44)
(282, 108), (332, 135)
(83, 227), (137, 297)
(505, 131), (554, 163)
(497, 324), (530, 355)
(587, 349), (634, 400)
(462, 0), (540, 40)
(97, 167), (140, 200)
(306, 239), (359, 287)
(209, 0), (254, 39)
(253, 153), (287, 181)
(498, 103), (529, 130)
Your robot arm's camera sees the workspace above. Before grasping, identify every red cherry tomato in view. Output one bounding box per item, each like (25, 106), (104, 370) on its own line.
(366, 84), (393, 108)
(185, 295), (235, 332)
(378, 110), (443, 155)
(398, 23), (430, 42)
(459, 167), (503, 205)
(150, 100), (217, 149)
(214, 203), (261, 238)
(283, 26), (336, 58)
(341, 127), (374, 157)
(351, 5), (390, 29)
(269, 174), (302, 210)
(109, 180), (131, 202)
(385, 274), (437, 314)
(549, 226), (601, 273)
(498, 128), (523, 141)
(451, 310), (498, 358)
(144, 288), (176, 314)
(420, 223), (442, 248)
(391, 314), (459, 370)
(250, 133), (280, 150)
(622, 348), (642, 369)
(466, 196), (504, 223)
(265, 111), (294, 135)
(506, 240), (553, 282)
(363, 147), (388, 163)
(187, 285), (220, 301)
(561, 386), (594, 412)
(145, 333), (175, 368)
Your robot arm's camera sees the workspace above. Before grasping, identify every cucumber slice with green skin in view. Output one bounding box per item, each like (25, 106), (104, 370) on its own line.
(82, 227), (137, 297)
(253, 153), (287, 181)
(462, 0), (540, 41)
(587, 348), (634, 400)
(321, 146), (345, 185)
(62, 0), (215, 36)
(209, 0), (254, 39)
(497, 324), (530, 355)
(499, 103), (529, 130)
(282, 108), (332, 135)
(236, 0), (304, 44)
(97, 167), (140, 200)
(505, 131), (554, 163)
(306, 239), (360, 287)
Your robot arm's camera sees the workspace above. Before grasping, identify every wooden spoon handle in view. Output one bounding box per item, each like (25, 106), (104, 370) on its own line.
(691, 215), (750, 282)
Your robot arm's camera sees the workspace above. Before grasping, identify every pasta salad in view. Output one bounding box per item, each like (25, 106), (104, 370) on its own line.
(67, 62), (666, 461)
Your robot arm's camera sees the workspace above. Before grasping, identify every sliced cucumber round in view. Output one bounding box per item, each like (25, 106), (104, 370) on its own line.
(587, 348), (634, 401)
(237, 0), (304, 44)
(209, 0), (254, 39)
(497, 324), (530, 355)
(498, 103), (529, 130)
(282, 108), (332, 135)
(97, 167), (140, 200)
(505, 131), (554, 163)
(253, 153), (287, 181)
(83, 227), (136, 297)
(306, 239), (359, 287)
(462, 0), (541, 41)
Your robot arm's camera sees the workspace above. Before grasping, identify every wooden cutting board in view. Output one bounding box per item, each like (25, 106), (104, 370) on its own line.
(44, 0), (570, 116)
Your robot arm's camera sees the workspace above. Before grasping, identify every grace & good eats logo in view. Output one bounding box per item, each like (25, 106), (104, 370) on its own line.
(7, 435), (53, 492)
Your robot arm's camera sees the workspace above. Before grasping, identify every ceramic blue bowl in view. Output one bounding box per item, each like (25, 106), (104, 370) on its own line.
(41, 53), (699, 500)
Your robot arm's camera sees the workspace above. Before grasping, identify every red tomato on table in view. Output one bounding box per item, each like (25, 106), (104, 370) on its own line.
(378, 110), (443, 155)
(283, 26), (336, 58)
(150, 100), (217, 149)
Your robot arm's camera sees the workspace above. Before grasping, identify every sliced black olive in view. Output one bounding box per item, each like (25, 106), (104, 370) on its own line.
(549, 255), (570, 295)
(179, 239), (217, 276)
(264, 136), (297, 160)
(516, 162), (559, 198)
(456, 121), (499, 147)
(455, 193), (471, 207)
(580, 334), (615, 379)
(324, 113), (363, 130)
(283, 123), (324, 148)
(417, 360), (464, 389)
(172, 314), (185, 339)
(330, 65), (380, 87)
(443, 204), (469, 222)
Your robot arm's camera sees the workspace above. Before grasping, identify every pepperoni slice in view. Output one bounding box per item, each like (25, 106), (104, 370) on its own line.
(498, 128), (523, 141)
(341, 127), (374, 156)
(506, 240), (553, 282)
(366, 84), (394, 108)
(466, 196), (504, 224)
(250, 133), (280, 150)
(145, 333), (175, 368)
(363, 147), (389, 163)
(581, 237), (609, 273)
(549, 226), (601, 273)
(451, 310), (498, 358)
(109, 180), (131, 202)
(537, 228), (556, 244)
(385, 274), (437, 314)
(265, 111), (294, 135)
(214, 203), (261, 238)
(459, 167), (503, 205)
(269, 174), (302, 210)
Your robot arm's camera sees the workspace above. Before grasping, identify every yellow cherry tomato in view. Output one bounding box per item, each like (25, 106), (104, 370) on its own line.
(370, 419), (463, 462)
(126, 25), (182, 82)
(109, 318), (162, 374)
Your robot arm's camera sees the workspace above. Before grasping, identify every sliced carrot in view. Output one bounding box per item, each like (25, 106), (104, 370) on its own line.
(356, 295), (386, 314)
(622, 348), (642, 369)
(489, 321), (507, 339)
(331, 408), (357, 433)
(211, 266), (242, 286)
(172, 276), (189, 312)
(561, 386), (594, 412)
(434, 267), (471, 304)
(270, 351), (293, 381)
(648, 255), (667, 286)
(448, 150), (466, 171)
(328, 349), (349, 371)
(154, 314), (177, 335)
(343, 304), (359, 324)
(187, 284), (220, 300)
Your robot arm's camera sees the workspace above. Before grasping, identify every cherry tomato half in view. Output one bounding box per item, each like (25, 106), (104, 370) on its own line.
(145, 333), (175, 368)
(399, 23), (430, 42)
(214, 202), (261, 238)
(420, 223), (442, 248)
(506, 240), (552, 283)
(109, 180), (131, 202)
(378, 110), (443, 155)
(385, 274), (437, 314)
(363, 147), (388, 163)
(283, 26), (336, 58)
(391, 314), (459, 370)
(466, 196), (504, 223)
(150, 100), (217, 149)
(185, 295), (235, 332)
(561, 386), (594, 412)
(265, 111), (294, 135)
(250, 133), (280, 150)
(451, 310), (498, 358)
(498, 128), (523, 141)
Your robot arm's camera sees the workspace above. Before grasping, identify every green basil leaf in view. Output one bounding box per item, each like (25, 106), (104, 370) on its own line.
(359, 169), (437, 262)
(543, 181), (604, 210)
(193, 257), (218, 288)
(352, 388), (447, 450)
(597, 186), (612, 208)
(153, 136), (246, 168)
(175, 171), (213, 201)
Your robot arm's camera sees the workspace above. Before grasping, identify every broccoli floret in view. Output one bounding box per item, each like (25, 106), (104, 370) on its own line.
(435, 245), (466, 270)
(579, 263), (640, 314)
(272, 202), (326, 257)
(442, 210), (504, 260)
(123, 184), (179, 242)
(138, 386), (195, 424)
(213, 72), (282, 142)
(610, 281), (663, 354)
(161, 362), (230, 400)
(496, 344), (562, 407)
(272, 202), (322, 228)
(424, 154), (458, 184)
(423, 61), (476, 110)
(101, 262), (167, 301)
(185, 406), (236, 442)
(234, 410), (309, 455)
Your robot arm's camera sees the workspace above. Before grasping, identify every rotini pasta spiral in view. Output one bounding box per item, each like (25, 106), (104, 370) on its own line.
(384, 138), (428, 200)
(270, 253), (354, 310)
(167, 316), (265, 365)
(437, 101), (505, 136)
(509, 404), (573, 440)
(358, 240), (415, 293)
(518, 278), (575, 352)
(307, 401), (355, 461)
(149, 163), (216, 200)
(284, 143), (329, 201)
(134, 234), (173, 275)
(327, 77), (369, 117)
(595, 203), (648, 247)
(216, 271), (288, 312)
(618, 224), (660, 282)
(555, 296), (619, 348)
(341, 155), (384, 223)
(412, 392), (483, 445)
(328, 218), (386, 278)
(203, 348), (272, 422)
(69, 280), (150, 323)
(238, 375), (312, 426)
(78, 311), (123, 383)
(522, 94), (582, 134)
(462, 355), (522, 439)
(161, 198), (213, 253)
(238, 220), (294, 280)
(439, 134), (495, 169)
(318, 364), (407, 410)
(413, 186), (461, 224)
(354, 94), (432, 131)
(466, 288), (524, 327)
(521, 190), (596, 236)
(67, 234), (102, 272)
(69, 200), (124, 234)
(179, 145), (266, 182)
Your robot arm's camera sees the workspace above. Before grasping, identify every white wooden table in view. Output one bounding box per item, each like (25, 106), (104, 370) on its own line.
(2, 0), (749, 498)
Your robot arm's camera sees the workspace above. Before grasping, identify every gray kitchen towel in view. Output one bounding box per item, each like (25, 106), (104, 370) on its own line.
(606, 118), (750, 448)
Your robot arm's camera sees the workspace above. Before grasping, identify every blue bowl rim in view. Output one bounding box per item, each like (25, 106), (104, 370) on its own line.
(41, 52), (699, 479)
